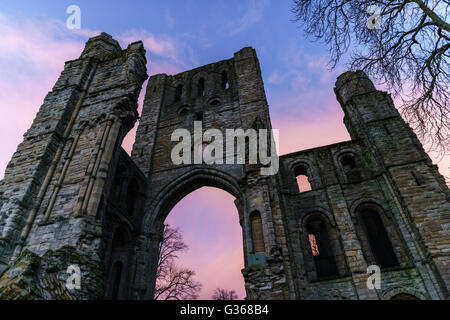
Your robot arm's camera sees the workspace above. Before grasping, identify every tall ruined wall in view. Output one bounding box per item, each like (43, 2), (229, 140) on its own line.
(129, 47), (293, 300)
(0, 33), (447, 300)
(279, 71), (449, 300)
(0, 33), (148, 299)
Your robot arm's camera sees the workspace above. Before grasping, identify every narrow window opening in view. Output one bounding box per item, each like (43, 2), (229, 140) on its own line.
(126, 179), (139, 216)
(250, 211), (265, 254)
(153, 86), (157, 93)
(294, 165), (312, 192)
(175, 84), (182, 103)
(144, 125), (149, 134)
(178, 106), (190, 116)
(197, 78), (205, 96)
(411, 171), (424, 186)
(341, 155), (356, 172)
(140, 148), (144, 157)
(308, 234), (319, 256)
(384, 123), (391, 136)
(113, 166), (126, 201)
(360, 209), (399, 268)
(307, 218), (338, 278)
(340, 154), (361, 181)
(221, 71), (229, 89)
(109, 226), (129, 300)
(195, 111), (204, 121)
(111, 261), (123, 300)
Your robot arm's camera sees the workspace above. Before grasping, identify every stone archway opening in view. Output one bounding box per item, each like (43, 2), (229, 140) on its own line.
(164, 186), (246, 300)
(138, 169), (253, 300)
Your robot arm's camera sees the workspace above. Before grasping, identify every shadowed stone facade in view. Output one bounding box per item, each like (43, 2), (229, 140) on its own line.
(0, 33), (448, 300)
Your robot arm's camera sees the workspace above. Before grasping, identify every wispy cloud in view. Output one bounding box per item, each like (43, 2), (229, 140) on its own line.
(0, 13), (89, 180)
(0, 13), (194, 178)
(164, 8), (175, 29)
(116, 29), (190, 74)
(267, 71), (287, 85)
(228, 0), (270, 36)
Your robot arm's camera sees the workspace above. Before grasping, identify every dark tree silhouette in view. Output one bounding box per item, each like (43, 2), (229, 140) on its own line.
(155, 224), (202, 300)
(292, 0), (450, 156)
(212, 288), (238, 300)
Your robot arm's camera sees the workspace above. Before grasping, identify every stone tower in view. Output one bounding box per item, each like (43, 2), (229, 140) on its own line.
(0, 34), (448, 300)
(278, 71), (450, 299)
(0, 33), (148, 299)
(129, 46), (291, 300)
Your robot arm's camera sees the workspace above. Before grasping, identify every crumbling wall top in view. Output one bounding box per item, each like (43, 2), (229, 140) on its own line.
(334, 70), (376, 105)
(80, 32), (122, 59)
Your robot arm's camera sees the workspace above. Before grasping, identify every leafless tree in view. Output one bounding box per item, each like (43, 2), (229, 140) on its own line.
(292, 1), (450, 156)
(154, 224), (202, 300)
(212, 288), (238, 300)
(155, 262), (202, 300)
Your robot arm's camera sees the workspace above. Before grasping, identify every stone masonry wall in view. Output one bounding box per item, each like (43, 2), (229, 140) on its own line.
(277, 71), (449, 300)
(0, 33), (148, 299)
(0, 34), (448, 300)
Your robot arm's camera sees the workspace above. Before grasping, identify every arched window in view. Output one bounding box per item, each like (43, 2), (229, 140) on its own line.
(306, 218), (338, 278)
(209, 97), (220, 106)
(175, 84), (182, 102)
(341, 154), (356, 172)
(359, 208), (399, 268)
(197, 78), (205, 96)
(294, 165), (312, 192)
(250, 211), (265, 254)
(108, 226), (130, 300)
(221, 71), (229, 89)
(177, 105), (190, 116)
(391, 293), (419, 300)
(340, 153), (362, 181)
(111, 261), (123, 300)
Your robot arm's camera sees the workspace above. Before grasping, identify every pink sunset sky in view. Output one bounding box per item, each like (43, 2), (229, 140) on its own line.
(0, 2), (448, 300)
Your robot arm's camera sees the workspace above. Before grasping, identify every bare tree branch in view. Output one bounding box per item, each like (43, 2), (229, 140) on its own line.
(212, 288), (239, 300)
(155, 261), (202, 300)
(154, 224), (202, 300)
(292, 0), (450, 160)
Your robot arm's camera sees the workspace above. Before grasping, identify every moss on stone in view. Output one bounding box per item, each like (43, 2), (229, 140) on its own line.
(0, 245), (105, 300)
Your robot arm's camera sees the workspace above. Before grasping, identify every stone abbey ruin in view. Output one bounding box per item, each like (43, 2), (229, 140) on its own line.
(0, 33), (448, 300)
